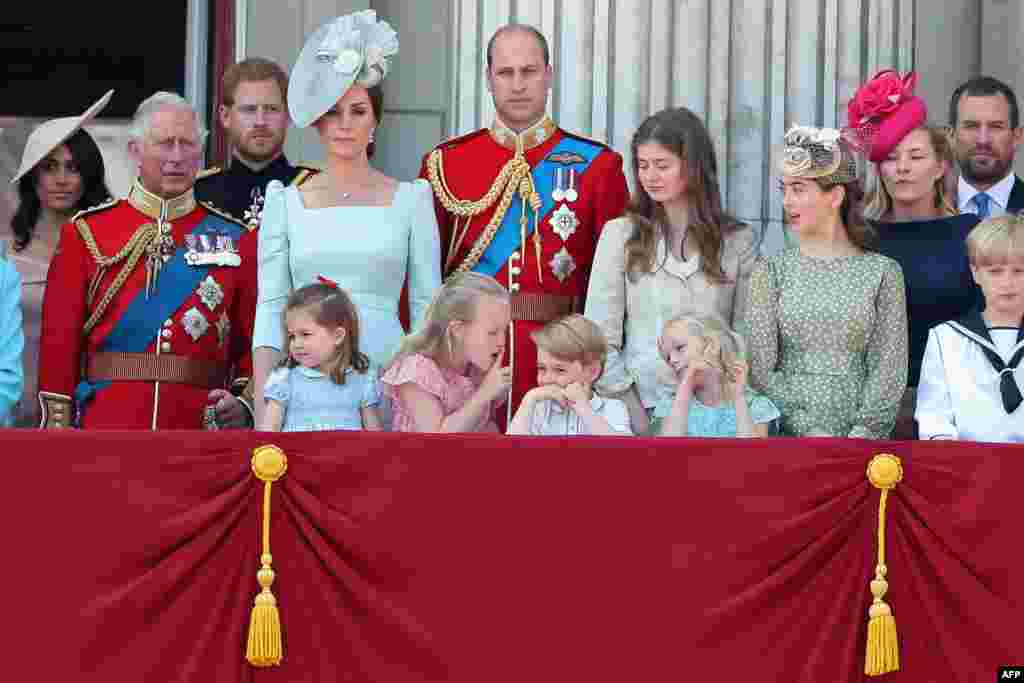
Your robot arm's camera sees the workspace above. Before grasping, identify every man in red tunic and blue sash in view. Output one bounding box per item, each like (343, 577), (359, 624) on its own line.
(37, 92), (256, 429)
(421, 24), (629, 421)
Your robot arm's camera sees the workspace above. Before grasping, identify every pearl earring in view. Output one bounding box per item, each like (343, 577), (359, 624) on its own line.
(369, 128), (376, 144)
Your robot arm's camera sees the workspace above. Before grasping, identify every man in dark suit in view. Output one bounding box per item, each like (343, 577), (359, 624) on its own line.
(949, 76), (1024, 218)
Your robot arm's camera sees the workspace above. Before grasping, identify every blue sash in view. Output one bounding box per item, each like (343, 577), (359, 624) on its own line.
(473, 135), (601, 277)
(75, 213), (244, 419)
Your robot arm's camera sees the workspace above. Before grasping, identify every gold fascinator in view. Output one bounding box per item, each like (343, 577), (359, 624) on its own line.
(780, 125), (858, 185)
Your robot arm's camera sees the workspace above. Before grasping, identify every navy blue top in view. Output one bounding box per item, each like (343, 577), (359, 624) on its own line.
(873, 213), (981, 387)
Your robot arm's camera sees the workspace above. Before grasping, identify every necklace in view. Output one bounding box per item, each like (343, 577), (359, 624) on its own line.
(340, 192), (352, 200)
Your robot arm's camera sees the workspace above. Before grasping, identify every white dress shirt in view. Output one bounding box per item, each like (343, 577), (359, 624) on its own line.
(957, 173), (1016, 217)
(520, 395), (633, 436)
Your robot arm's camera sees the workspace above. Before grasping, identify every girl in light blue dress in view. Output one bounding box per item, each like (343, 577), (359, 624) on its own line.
(259, 279), (383, 432)
(652, 314), (778, 437)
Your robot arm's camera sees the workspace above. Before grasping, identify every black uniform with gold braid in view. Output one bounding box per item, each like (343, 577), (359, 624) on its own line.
(194, 155), (318, 230)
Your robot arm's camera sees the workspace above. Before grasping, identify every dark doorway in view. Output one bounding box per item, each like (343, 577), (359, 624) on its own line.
(0, 5), (189, 119)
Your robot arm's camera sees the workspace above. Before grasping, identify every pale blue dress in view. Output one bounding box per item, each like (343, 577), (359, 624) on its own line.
(650, 389), (780, 437)
(253, 179), (442, 367)
(263, 365), (380, 432)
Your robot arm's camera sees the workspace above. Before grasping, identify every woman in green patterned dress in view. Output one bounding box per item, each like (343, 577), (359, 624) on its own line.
(745, 126), (908, 438)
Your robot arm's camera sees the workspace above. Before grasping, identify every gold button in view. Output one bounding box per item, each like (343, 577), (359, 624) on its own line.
(161, 342), (171, 352)
(162, 329), (172, 339)
(163, 319), (173, 327)
(510, 283), (521, 293)
(510, 266), (521, 276)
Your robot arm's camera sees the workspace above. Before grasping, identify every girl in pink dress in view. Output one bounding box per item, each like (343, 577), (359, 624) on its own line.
(381, 272), (512, 432)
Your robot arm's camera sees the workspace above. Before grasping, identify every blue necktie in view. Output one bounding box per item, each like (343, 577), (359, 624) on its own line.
(974, 192), (992, 218)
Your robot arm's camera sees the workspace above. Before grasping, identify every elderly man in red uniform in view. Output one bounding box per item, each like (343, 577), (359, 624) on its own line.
(421, 24), (629, 420)
(37, 92), (255, 429)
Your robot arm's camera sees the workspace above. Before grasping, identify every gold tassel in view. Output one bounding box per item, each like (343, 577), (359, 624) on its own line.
(246, 445), (289, 667)
(865, 453), (902, 676)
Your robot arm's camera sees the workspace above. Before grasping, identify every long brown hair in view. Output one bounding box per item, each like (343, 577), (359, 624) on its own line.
(864, 123), (956, 220)
(624, 107), (746, 283)
(813, 175), (877, 252)
(281, 283), (369, 385)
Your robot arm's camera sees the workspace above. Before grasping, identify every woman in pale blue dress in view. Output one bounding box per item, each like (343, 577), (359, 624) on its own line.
(252, 11), (442, 424)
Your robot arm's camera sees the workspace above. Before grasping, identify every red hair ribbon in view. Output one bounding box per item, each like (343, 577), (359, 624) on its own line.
(317, 275), (339, 289)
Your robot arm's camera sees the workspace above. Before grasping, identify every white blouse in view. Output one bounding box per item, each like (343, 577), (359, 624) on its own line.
(584, 216), (758, 408)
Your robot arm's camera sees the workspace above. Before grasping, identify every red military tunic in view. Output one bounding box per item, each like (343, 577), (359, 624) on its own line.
(37, 181), (256, 429)
(421, 116), (629, 419)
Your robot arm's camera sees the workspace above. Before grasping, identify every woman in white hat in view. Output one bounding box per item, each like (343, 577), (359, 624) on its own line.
(252, 11), (442, 426)
(0, 90), (113, 426)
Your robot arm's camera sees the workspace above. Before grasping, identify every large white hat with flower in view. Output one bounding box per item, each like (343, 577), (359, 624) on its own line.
(288, 10), (399, 128)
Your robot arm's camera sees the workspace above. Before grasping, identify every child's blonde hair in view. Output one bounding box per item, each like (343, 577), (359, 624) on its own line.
(282, 282), (368, 384)
(530, 314), (607, 367)
(966, 214), (1024, 266)
(387, 272), (509, 369)
(658, 313), (746, 387)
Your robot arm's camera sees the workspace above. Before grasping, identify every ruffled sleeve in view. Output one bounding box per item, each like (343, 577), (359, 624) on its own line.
(262, 367), (291, 406)
(406, 180), (442, 333)
(360, 366), (382, 408)
(746, 390), (781, 425)
(380, 353), (449, 402)
(253, 181), (292, 351)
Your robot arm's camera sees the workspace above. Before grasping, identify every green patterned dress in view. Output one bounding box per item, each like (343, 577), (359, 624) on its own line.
(745, 248), (908, 438)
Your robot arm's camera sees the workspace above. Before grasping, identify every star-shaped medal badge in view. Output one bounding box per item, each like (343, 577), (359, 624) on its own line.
(549, 246), (577, 283)
(197, 275), (224, 312)
(550, 203), (579, 242)
(181, 307), (210, 342)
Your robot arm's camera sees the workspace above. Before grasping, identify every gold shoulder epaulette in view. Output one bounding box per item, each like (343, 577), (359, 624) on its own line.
(71, 196), (119, 222)
(198, 200), (250, 230)
(196, 166), (222, 180)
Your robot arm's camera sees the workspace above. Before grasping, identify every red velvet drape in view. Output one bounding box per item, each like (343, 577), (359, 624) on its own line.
(1, 431), (1019, 681)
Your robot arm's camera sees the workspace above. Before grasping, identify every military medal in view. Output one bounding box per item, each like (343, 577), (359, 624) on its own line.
(564, 168), (578, 203)
(549, 246), (577, 283)
(144, 220), (176, 297)
(215, 311), (230, 349)
(550, 203), (579, 242)
(552, 167), (566, 202)
(197, 275), (225, 312)
(182, 306), (210, 341)
(185, 231), (242, 267)
(243, 190), (265, 231)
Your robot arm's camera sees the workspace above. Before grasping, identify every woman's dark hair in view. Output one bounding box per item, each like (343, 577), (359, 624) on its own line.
(10, 128), (109, 252)
(367, 84), (384, 159)
(624, 107), (747, 283)
(281, 282), (369, 384)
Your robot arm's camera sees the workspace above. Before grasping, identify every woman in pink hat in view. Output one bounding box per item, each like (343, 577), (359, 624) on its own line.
(848, 70), (979, 439)
(0, 91), (113, 427)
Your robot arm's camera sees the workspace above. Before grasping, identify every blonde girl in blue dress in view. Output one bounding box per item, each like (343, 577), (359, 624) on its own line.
(652, 313), (778, 437)
(259, 279), (383, 432)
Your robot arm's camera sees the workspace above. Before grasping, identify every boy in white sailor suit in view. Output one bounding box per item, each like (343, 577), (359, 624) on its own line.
(917, 215), (1024, 441)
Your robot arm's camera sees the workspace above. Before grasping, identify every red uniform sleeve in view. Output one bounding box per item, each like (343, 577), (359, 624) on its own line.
(37, 220), (91, 399)
(229, 230), (258, 380)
